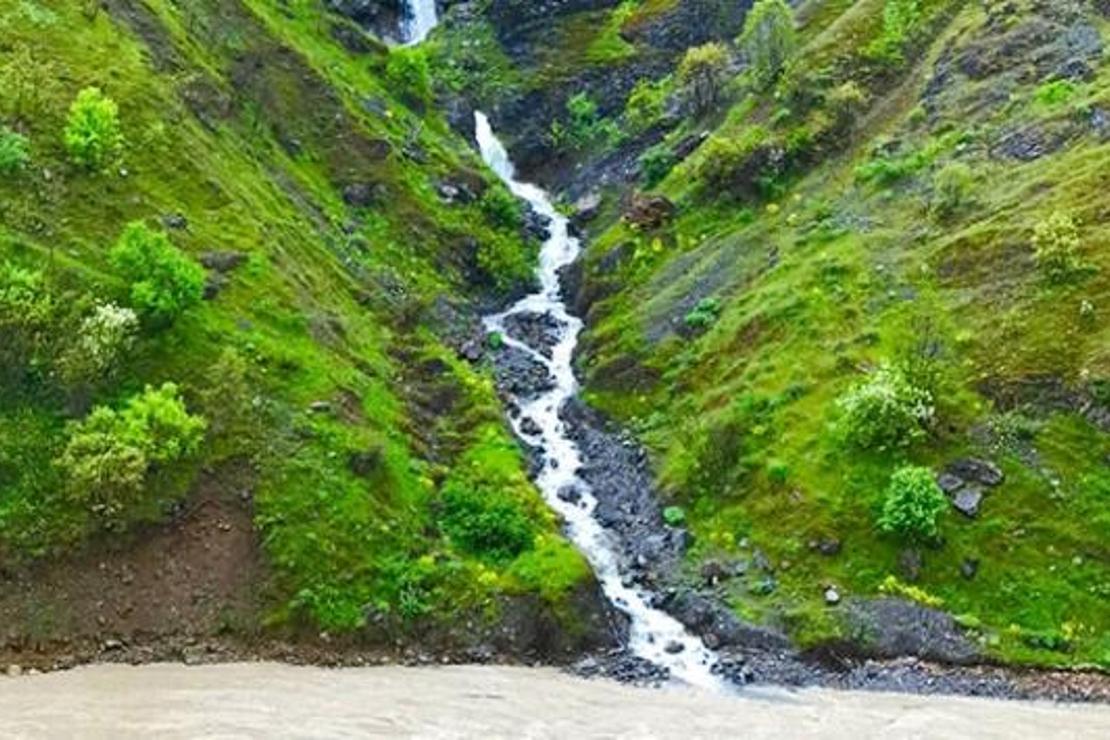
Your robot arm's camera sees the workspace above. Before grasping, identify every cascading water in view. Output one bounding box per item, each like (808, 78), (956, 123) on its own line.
(401, 0), (438, 45)
(476, 112), (725, 691)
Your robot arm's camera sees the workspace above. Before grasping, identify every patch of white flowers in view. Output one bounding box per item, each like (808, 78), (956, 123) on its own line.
(836, 362), (935, 450)
(58, 302), (138, 386)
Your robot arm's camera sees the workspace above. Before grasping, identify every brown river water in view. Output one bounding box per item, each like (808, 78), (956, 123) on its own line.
(1, 663), (1108, 738)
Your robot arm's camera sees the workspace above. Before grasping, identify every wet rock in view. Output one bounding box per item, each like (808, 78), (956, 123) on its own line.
(664, 640), (685, 655)
(502, 311), (564, 359)
(519, 417), (542, 437)
(557, 485), (582, 504)
(491, 346), (555, 401)
(623, 193), (676, 230)
(952, 486), (984, 518)
(522, 204), (552, 242)
(946, 459), (1004, 488)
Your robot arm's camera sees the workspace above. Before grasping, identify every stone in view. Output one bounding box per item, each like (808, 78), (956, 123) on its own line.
(556, 485), (582, 504)
(946, 458), (1004, 487)
(960, 558), (980, 580)
(200, 250), (248, 273)
(308, 401), (333, 414)
(809, 537), (842, 556)
(664, 640), (685, 655)
(952, 486), (984, 518)
(342, 182), (380, 207)
(6, 664), (21, 678)
(899, 548), (924, 582)
(623, 193), (677, 230)
(937, 472), (965, 495)
(700, 559), (732, 586)
(162, 213), (188, 230)
(824, 586), (841, 606)
(519, 417), (542, 437)
(572, 192), (602, 226)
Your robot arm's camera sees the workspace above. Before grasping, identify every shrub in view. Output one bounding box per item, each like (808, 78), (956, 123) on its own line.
(738, 0), (797, 88)
(195, 347), (257, 446)
(696, 126), (785, 198)
(684, 297), (722, 331)
(55, 302), (138, 390)
(63, 87), (124, 170)
(639, 142), (677, 188)
(480, 185), (523, 232)
(865, 0), (921, 65)
(1032, 212), (1084, 283)
(109, 222), (206, 325)
(385, 47), (431, 104)
(0, 262), (54, 384)
(0, 44), (59, 123)
(827, 81), (869, 134)
(836, 363), (934, 451)
(663, 506), (686, 527)
(932, 161), (974, 217)
(440, 481), (535, 561)
(678, 42), (729, 114)
(0, 127), (30, 174)
(549, 92), (623, 153)
(59, 383), (206, 527)
(877, 466), (947, 541)
(625, 77), (669, 133)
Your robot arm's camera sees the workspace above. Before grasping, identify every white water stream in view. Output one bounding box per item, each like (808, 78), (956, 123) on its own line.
(402, 0), (438, 45)
(476, 112), (724, 691)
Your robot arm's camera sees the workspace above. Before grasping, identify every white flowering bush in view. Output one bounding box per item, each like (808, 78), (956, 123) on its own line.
(57, 302), (138, 387)
(836, 363), (934, 451)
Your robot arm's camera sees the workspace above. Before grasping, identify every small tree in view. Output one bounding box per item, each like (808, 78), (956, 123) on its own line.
(678, 42), (729, 115)
(738, 0), (797, 88)
(836, 363), (934, 451)
(625, 77), (668, 133)
(1032, 212), (1084, 283)
(0, 127), (30, 175)
(64, 87), (124, 170)
(109, 222), (206, 325)
(0, 262), (54, 385)
(877, 465), (947, 541)
(59, 383), (206, 527)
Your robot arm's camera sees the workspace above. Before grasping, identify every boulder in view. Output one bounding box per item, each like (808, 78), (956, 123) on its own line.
(623, 193), (676, 230)
(952, 486), (984, 518)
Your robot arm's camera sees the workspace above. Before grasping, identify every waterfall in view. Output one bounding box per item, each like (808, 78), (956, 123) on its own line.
(476, 112), (725, 691)
(402, 0), (438, 45)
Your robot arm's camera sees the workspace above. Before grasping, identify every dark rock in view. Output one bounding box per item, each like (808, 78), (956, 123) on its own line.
(162, 213), (188, 230)
(700, 559), (733, 586)
(937, 472), (965, 495)
(342, 182), (383, 207)
(960, 558), (980, 580)
(946, 458), (1004, 487)
(952, 486), (984, 518)
(844, 598), (980, 664)
(899, 548), (924, 582)
(200, 251), (248, 273)
(809, 537), (842, 557)
(672, 131), (709, 162)
(557, 485), (583, 504)
(519, 417), (542, 437)
(502, 311), (564, 358)
(522, 204), (553, 242)
(623, 193), (677, 230)
(664, 640), (685, 654)
(348, 448), (383, 478)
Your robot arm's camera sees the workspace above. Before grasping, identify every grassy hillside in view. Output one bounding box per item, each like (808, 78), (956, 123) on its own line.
(0, 0), (595, 647)
(575, 0), (1110, 668)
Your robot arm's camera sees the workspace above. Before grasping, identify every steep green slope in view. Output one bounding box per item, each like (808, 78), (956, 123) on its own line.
(573, 0), (1110, 668)
(0, 0), (598, 650)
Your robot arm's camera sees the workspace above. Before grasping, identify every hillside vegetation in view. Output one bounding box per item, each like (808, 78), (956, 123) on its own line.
(570, 0), (1110, 668)
(0, 0), (597, 652)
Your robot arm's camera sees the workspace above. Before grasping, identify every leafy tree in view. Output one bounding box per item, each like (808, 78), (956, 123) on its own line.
(0, 127), (30, 175)
(1032, 212), (1084, 283)
(63, 87), (124, 170)
(109, 222), (206, 325)
(877, 465), (947, 541)
(678, 42), (729, 115)
(738, 0), (797, 88)
(59, 383), (206, 527)
(836, 363), (934, 451)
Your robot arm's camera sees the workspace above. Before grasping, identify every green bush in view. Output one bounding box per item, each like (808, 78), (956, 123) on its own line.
(738, 0), (797, 88)
(663, 506), (686, 527)
(0, 262), (54, 385)
(696, 126), (784, 198)
(678, 42), (730, 114)
(864, 0), (921, 65)
(0, 127), (30, 174)
(109, 222), (206, 325)
(440, 481), (536, 561)
(549, 93), (623, 153)
(0, 44), (60, 123)
(625, 77), (669, 133)
(639, 142), (676, 188)
(836, 363), (934, 451)
(385, 47), (431, 104)
(55, 302), (138, 390)
(480, 185), (523, 232)
(684, 297), (722, 331)
(59, 383), (206, 527)
(63, 87), (124, 170)
(1032, 212), (1084, 283)
(877, 466), (947, 542)
(932, 161), (974, 217)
